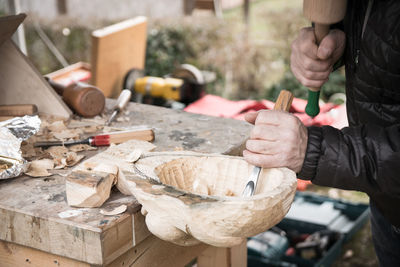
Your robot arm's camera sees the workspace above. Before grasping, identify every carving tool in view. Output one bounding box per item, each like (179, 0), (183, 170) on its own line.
(46, 77), (105, 118)
(106, 89), (132, 126)
(242, 90), (294, 197)
(303, 0), (347, 117)
(34, 128), (154, 148)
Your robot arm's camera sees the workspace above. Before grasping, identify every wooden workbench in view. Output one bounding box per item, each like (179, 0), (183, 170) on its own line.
(0, 101), (251, 266)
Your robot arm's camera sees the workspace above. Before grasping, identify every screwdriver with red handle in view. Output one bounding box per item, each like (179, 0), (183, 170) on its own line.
(34, 128), (154, 148)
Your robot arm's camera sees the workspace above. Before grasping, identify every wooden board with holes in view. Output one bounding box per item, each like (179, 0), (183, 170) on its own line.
(91, 16), (147, 98)
(0, 100), (251, 265)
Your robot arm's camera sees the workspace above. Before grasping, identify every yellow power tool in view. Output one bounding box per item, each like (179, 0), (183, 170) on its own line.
(123, 64), (210, 107)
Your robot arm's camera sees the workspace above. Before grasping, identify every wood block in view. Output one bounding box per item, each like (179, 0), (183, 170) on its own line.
(91, 17), (147, 98)
(108, 235), (208, 267)
(0, 240), (90, 267)
(197, 241), (247, 267)
(66, 170), (116, 208)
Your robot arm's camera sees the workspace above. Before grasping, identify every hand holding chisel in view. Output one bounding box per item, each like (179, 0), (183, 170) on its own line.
(106, 89), (132, 126)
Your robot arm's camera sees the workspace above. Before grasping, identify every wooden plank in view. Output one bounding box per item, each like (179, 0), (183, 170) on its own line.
(0, 14), (26, 48)
(91, 17), (147, 98)
(197, 246), (230, 267)
(0, 174), (142, 265)
(197, 241), (247, 267)
(108, 235), (208, 267)
(132, 212), (151, 246)
(0, 40), (71, 118)
(0, 240), (90, 267)
(102, 214), (134, 265)
(230, 241), (248, 267)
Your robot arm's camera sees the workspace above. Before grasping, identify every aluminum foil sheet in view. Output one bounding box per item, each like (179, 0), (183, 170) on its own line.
(0, 115), (41, 179)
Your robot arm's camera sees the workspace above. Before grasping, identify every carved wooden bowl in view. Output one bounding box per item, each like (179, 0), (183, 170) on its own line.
(124, 152), (297, 247)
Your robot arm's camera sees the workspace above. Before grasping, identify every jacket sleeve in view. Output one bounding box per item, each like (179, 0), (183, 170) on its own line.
(297, 124), (400, 197)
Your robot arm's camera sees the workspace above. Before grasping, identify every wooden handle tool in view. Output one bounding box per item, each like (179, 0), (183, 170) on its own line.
(242, 90), (294, 197)
(303, 0), (347, 117)
(34, 128), (154, 148)
(106, 89), (132, 126)
(46, 77), (105, 118)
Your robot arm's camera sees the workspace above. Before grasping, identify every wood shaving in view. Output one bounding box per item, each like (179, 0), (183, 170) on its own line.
(82, 126), (99, 134)
(25, 159), (54, 177)
(45, 146), (69, 159)
(65, 152), (85, 167)
(54, 158), (67, 169)
(68, 119), (98, 128)
(69, 144), (97, 152)
(100, 204), (127, 216)
(52, 128), (82, 140)
(47, 121), (67, 132)
(53, 152), (85, 169)
(125, 150), (142, 163)
(21, 143), (41, 159)
(0, 161), (12, 170)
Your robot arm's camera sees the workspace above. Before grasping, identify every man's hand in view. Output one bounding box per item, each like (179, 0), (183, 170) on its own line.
(243, 110), (308, 173)
(291, 27), (346, 88)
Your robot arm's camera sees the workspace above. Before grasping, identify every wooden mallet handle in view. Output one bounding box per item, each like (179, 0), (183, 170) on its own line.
(303, 0), (347, 117)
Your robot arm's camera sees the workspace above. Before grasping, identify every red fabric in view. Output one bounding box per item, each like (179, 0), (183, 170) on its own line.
(185, 94), (346, 127)
(184, 94), (348, 191)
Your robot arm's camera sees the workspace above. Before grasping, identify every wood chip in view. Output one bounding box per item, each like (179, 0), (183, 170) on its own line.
(0, 161), (12, 170)
(21, 143), (40, 158)
(100, 204), (127, 216)
(53, 158), (67, 169)
(53, 152), (85, 169)
(48, 121), (67, 132)
(82, 126), (99, 134)
(25, 159), (54, 177)
(45, 146), (68, 159)
(125, 150), (142, 163)
(52, 128), (82, 140)
(65, 152), (85, 167)
(69, 144), (97, 152)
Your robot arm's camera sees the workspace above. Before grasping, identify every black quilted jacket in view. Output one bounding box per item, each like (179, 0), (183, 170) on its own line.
(297, 0), (400, 227)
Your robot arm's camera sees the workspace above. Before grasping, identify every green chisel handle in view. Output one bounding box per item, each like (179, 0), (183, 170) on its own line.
(305, 23), (330, 117)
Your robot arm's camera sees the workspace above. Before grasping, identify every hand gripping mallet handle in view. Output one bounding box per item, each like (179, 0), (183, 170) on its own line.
(303, 0), (347, 117)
